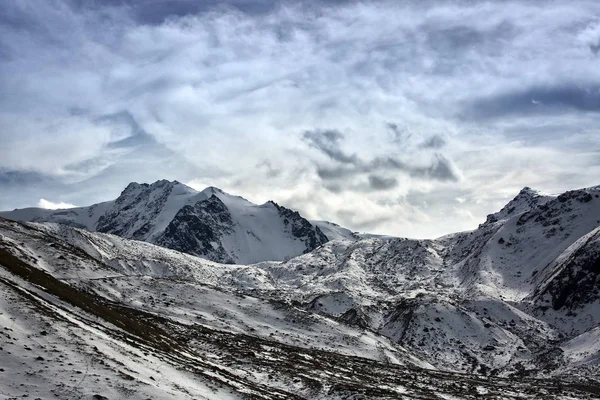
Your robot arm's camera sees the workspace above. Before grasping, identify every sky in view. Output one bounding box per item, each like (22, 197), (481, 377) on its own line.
(1, 0), (600, 238)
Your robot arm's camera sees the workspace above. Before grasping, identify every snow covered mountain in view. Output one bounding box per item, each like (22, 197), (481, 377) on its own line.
(0, 216), (598, 399)
(0, 183), (599, 398)
(0, 180), (328, 264)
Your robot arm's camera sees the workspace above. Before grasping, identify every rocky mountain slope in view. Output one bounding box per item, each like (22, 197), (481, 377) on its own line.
(0, 217), (599, 399)
(0, 184), (599, 398)
(0, 180), (328, 264)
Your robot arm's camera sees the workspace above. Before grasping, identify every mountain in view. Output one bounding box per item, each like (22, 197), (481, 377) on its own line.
(0, 180), (328, 264)
(483, 186), (554, 225)
(0, 183), (599, 398)
(0, 217), (599, 399)
(310, 220), (359, 241)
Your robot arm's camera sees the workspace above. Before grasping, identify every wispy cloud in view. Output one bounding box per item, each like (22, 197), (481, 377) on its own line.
(1, 0), (599, 237)
(303, 129), (358, 165)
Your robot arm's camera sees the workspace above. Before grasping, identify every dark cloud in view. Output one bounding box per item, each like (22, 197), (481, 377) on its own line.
(0, 170), (59, 187)
(303, 129), (358, 165)
(419, 135), (446, 149)
(464, 84), (600, 119)
(306, 127), (459, 189)
(426, 25), (485, 55)
(257, 160), (281, 178)
(65, 0), (359, 25)
(0, 170), (68, 210)
(371, 154), (459, 182)
(323, 182), (343, 193)
(95, 111), (156, 150)
(65, 0), (277, 24)
(386, 122), (411, 143)
(425, 21), (515, 56)
(316, 166), (351, 180)
(314, 152), (459, 188)
(425, 154), (459, 181)
(368, 175), (398, 190)
(387, 124), (446, 150)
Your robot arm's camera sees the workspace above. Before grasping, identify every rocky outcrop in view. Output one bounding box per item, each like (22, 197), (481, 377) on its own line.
(156, 195), (235, 263)
(269, 201), (329, 254)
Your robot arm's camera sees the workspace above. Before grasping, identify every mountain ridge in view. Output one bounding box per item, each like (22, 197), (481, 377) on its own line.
(0, 183), (599, 398)
(0, 179), (329, 264)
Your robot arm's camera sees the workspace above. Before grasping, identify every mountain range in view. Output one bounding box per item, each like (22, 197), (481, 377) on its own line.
(0, 180), (328, 264)
(0, 181), (599, 399)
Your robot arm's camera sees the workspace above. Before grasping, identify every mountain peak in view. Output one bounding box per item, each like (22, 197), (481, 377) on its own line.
(123, 181), (144, 190)
(483, 186), (554, 225)
(203, 186), (225, 195)
(149, 179), (186, 188)
(201, 186), (259, 209)
(519, 186), (534, 194)
(122, 179), (182, 192)
(516, 186), (545, 198)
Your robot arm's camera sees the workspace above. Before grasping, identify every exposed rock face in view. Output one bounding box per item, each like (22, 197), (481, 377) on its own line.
(269, 201), (329, 255)
(530, 227), (600, 314)
(151, 192), (329, 264)
(96, 180), (177, 240)
(156, 195), (236, 263)
(483, 186), (553, 225)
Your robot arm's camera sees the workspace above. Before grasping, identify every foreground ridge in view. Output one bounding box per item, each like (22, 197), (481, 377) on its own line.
(0, 219), (598, 399)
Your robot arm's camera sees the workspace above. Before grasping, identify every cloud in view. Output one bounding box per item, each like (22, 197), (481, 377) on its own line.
(256, 160), (281, 178)
(387, 123), (411, 143)
(372, 154), (460, 182)
(578, 20), (600, 54)
(302, 127), (459, 188)
(464, 84), (600, 119)
(0, 0), (599, 238)
(38, 198), (76, 209)
(420, 135), (446, 149)
(302, 129), (358, 165)
(426, 154), (461, 181)
(313, 149), (460, 185)
(368, 174), (398, 190)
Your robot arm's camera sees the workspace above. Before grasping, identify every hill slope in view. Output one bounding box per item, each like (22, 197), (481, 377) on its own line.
(1, 217), (599, 399)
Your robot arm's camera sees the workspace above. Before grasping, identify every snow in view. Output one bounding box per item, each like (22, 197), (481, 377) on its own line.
(0, 200), (114, 231)
(0, 180), (326, 264)
(0, 183), (599, 396)
(311, 220), (358, 241)
(561, 326), (600, 365)
(146, 181), (205, 240)
(211, 192), (311, 264)
(0, 272), (240, 400)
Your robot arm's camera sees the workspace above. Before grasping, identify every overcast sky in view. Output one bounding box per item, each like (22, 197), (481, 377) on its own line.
(1, 0), (600, 238)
